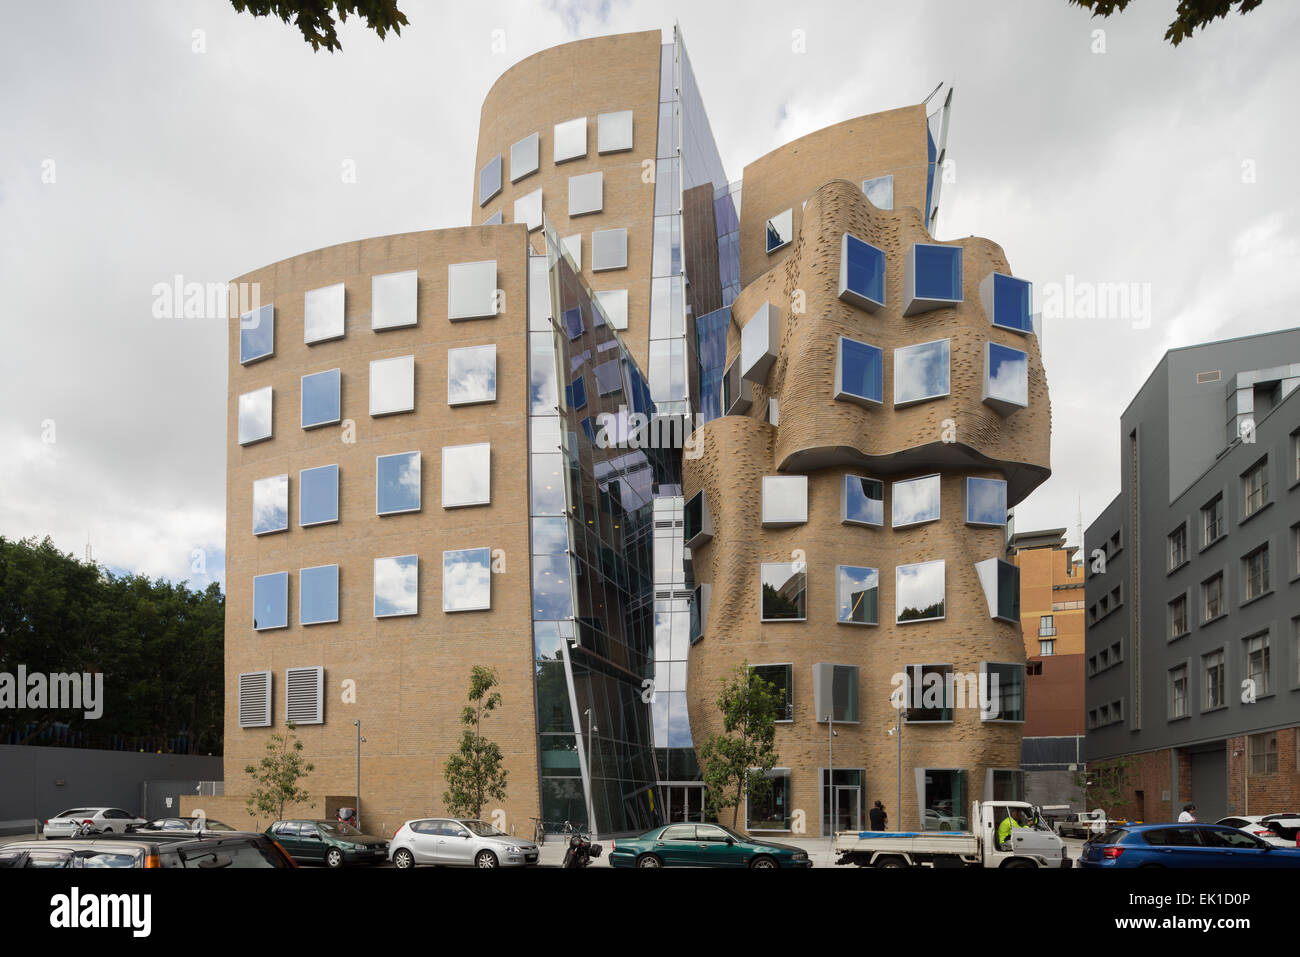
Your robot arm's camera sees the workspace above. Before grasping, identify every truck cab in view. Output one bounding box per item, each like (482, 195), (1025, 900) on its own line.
(977, 800), (1071, 868)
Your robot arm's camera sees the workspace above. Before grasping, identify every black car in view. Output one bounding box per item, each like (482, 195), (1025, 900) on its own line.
(2, 831), (297, 869)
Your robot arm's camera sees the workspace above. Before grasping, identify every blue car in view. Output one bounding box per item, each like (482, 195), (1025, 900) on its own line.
(1079, 823), (1300, 868)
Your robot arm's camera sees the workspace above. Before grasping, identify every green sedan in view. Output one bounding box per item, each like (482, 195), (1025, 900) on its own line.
(608, 823), (812, 868)
(265, 820), (389, 868)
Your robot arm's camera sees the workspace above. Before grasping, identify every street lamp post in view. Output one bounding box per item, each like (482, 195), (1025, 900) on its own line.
(353, 720), (365, 831)
(826, 715), (838, 847)
(583, 708), (597, 840)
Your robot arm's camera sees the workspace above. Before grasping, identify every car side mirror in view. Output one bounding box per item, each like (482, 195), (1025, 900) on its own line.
(725, 838), (736, 845)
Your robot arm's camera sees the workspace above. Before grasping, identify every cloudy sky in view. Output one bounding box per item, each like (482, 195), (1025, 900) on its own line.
(2, 0), (1297, 591)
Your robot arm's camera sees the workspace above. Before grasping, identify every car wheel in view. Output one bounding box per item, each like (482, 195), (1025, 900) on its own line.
(475, 850), (498, 869)
(1002, 858), (1036, 869)
(636, 853), (663, 868)
(749, 855), (778, 869)
(876, 856), (908, 868)
(393, 848), (415, 869)
(326, 848), (343, 869)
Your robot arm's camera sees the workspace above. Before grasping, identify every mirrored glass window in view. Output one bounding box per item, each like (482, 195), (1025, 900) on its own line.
(981, 662), (1025, 721)
(892, 474), (941, 527)
(443, 548), (491, 612)
(300, 368), (341, 429)
(835, 336), (883, 406)
(813, 663), (859, 722)
(765, 208), (793, 253)
(252, 474), (288, 536)
(762, 475), (808, 527)
(529, 332), (558, 412)
(751, 664), (793, 721)
(893, 339), (950, 406)
(442, 443), (490, 508)
(965, 477), (1008, 526)
(299, 564), (339, 625)
(531, 516), (569, 554)
(374, 555), (418, 617)
(597, 110), (633, 154)
(478, 154), (502, 207)
(862, 175), (894, 210)
(896, 560), (946, 623)
(761, 562), (807, 622)
(532, 555), (574, 619)
(447, 344), (496, 405)
(904, 664), (954, 723)
(371, 270), (418, 330)
(594, 359), (623, 396)
(837, 566), (879, 625)
(510, 132), (539, 182)
(304, 283), (344, 344)
(913, 244), (962, 302)
(649, 338), (685, 402)
(483, 210), (503, 226)
(567, 374), (587, 410)
(839, 234), (886, 310)
(448, 260), (498, 321)
(514, 188), (543, 232)
(595, 289), (628, 330)
(842, 475), (884, 526)
(568, 171), (603, 217)
(299, 464), (338, 526)
(240, 304), (274, 364)
(975, 558), (1020, 622)
(591, 228), (628, 271)
(553, 116), (587, 163)
(376, 450), (421, 515)
(252, 571), (289, 631)
(984, 342), (1029, 410)
(238, 386), (273, 445)
(988, 273), (1033, 333)
(369, 354), (415, 416)
(650, 276), (684, 339)
(531, 452), (566, 515)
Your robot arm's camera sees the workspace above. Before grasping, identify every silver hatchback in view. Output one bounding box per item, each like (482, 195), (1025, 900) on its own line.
(389, 818), (539, 868)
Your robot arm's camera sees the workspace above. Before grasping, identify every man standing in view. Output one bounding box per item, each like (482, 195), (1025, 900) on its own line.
(869, 801), (887, 831)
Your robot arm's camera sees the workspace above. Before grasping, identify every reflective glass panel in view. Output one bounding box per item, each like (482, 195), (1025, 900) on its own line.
(568, 171), (603, 217)
(982, 663), (1024, 721)
(238, 386), (273, 445)
(765, 208), (793, 253)
(985, 343), (1029, 408)
(252, 474), (288, 536)
(373, 555), (418, 617)
(762, 475), (807, 526)
(761, 562), (807, 621)
(304, 283), (344, 343)
(837, 566), (879, 625)
(532, 555), (574, 619)
(594, 359), (623, 396)
(252, 571), (289, 631)
(510, 132), (539, 182)
(240, 304), (274, 364)
(568, 374), (587, 410)
(448, 260), (498, 321)
(965, 477), (1008, 526)
(597, 110), (633, 153)
(892, 474), (941, 527)
(913, 244), (962, 301)
(595, 289), (628, 330)
(442, 443), (490, 508)
(299, 564), (339, 625)
(553, 117), (587, 163)
(447, 344), (496, 405)
(896, 560), (946, 623)
(299, 464), (338, 526)
(893, 339), (950, 405)
(862, 175), (894, 210)
(835, 337), (883, 405)
(300, 367), (341, 428)
(531, 516), (569, 554)
(371, 270), (418, 330)
(839, 234), (885, 309)
(561, 234), (581, 269)
(530, 453), (566, 515)
(478, 154), (502, 206)
(591, 228), (628, 271)
(842, 475), (884, 526)
(483, 210), (503, 226)
(515, 188), (543, 232)
(991, 273), (1033, 333)
(376, 451), (421, 515)
(370, 354), (415, 416)
(443, 548), (491, 612)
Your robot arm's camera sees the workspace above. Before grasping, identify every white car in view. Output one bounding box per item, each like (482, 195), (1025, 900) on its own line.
(388, 818), (539, 868)
(42, 807), (146, 838)
(1215, 814), (1300, 848)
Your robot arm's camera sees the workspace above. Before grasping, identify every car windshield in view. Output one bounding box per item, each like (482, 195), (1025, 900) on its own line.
(318, 823), (361, 837)
(461, 821), (505, 837)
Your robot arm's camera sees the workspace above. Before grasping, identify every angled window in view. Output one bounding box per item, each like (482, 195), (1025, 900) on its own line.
(561, 306), (584, 341)
(903, 664), (954, 723)
(510, 132), (539, 182)
(980, 272), (1034, 334)
(514, 188), (543, 232)
(597, 110), (634, 154)
(983, 342), (1029, 414)
(304, 283), (345, 344)
(834, 336), (883, 406)
(838, 233), (885, 311)
(722, 356), (753, 415)
(761, 562), (807, 622)
(568, 171), (603, 217)
(285, 666), (324, 725)
(892, 474), (941, 528)
(374, 555), (418, 617)
(974, 558), (1020, 622)
(553, 116), (587, 163)
(690, 583), (711, 643)
(591, 228), (628, 271)
(252, 571), (289, 631)
(239, 304), (274, 364)
(369, 354), (415, 416)
(299, 564), (339, 626)
(301, 368), (341, 429)
(896, 560), (945, 623)
(837, 565), (879, 625)
(447, 344), (496, 405)
(237, 671), (272, 728)
(893, 339), (950, 406)
(252, 474), (288, 536)
(903, 243), (962, 316)
(478, 154), (502, 206)
(376, 450), (421, 515)
(862, 174), (893, 210)
(765, 208), (793, 254)
(684, 490), (713, 549)
(442, 443), (491, 508)
(594, 289), (628, 330)
(979, 662), (1025, 721)
(751, 663), (793, 721)
(567, 374), (587, 410)
(762, 475), (808, 527)
(593, 359), (623, 396)
(443, 547), (491, 612)
(482, 210), (503, 226)
(741, 303), (779, 384)
(371, 270), (418, 331)
(812, 663), (859, 722)
(448, 260), (498, 321)
(237, 386), (273, 445)
(964, 477), (1007, 526)
(299, 464), (338, 527)
(842, 475), (884, 526)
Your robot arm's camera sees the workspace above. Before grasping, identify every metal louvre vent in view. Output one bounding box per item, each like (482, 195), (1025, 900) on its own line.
(1196, 370), (1221, 384)
(285, 666), (324, 725)
(237, 671), (272, 728)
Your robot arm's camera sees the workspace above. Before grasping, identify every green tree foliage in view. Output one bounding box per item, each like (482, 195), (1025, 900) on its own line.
(244, 721), (314, 824)
(1068, 0), (1264, 46)
(0, 536), (223, 751)
(698, 663), (782, 829)
(230, 1), (408, 52)
(443, 666), (509, 819)
(1074, 755), (1135, 812)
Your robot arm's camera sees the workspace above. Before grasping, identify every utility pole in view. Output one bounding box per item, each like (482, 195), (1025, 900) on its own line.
(353, 720), (365, 831)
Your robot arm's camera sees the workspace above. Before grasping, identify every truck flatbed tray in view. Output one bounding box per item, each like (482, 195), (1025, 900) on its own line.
(856, 831), (971, 838)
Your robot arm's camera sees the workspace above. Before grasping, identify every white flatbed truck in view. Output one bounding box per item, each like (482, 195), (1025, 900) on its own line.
(834, 800), (1072, 868)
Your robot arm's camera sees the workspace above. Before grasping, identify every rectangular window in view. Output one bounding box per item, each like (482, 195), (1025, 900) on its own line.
(765, 208), (793, 253)
(442, 443), (491, 508)
(252, 474), (288, 536)
(751, 664), (793, 721)
(1202, 493), (1224, 546)
(746, 768), (791, 831)
(834, 336), (884, 405)
(443, 548), (491, 612)
(514, 188), (542, 232)
(510, 132), (539, 182)
(918, 770), (968, 831)
(741, 302), (779, 383)
(374, 555), (418, 617)
(1248, 731), (1278, 775)
(371, 270), (417, 330)
(478, 154), (502, 206)
(376, 450), (421, 515)
(842, 475), (884, 526)
(964, 477), (1007, 526)
(892, 474), (941, 527)
(1242, 457), (1269, 517)
(591, 228), (628, 271)
(837, 233), (886, 311)
(761, 475), (808, 527)
(568, 171), (603, 216)
(447, 260), (498, 321)
(761, 562), (807, 622)
(893, 339), (951, 406)
(370, 355), (415, 416)
(299, 564), (339, 625)
(684, 490), (712, 548)
(1168, 595), (1188, 638)
(237, 386), (273, 446)
(837, 566), (879, 625)
(689, 584), (710, 643)
(983, 272), (1033, 334)
(1169, 664), (1189, 719)
(982, 342), (1029, 412)
(252, 571), (289, 631)
(300, 368), (341, 429)
(1168, 524), (1187, 570)
(1039, 615), (1055, 636)
(553, 116), (587, 163)
(903, 664), (953, 722)
(980, 662), (1025, 722)
(239, 304), (274, 364)
(1203, 650), (1225, 710)
(1244, 632), (1270, 696)
(722, 356), (754, 414)
(896, 560), (945, 623)
(904, 243), (962, 315)
(1202, 572), (1223, 620)
(447, 344), (496, 405)
(299, 464), (339, 527)
(1039, 639), (1055, 656)
(597, 110), (634, 154)
(1242, 544), (1270, 600)
(812, 663), (859, 722)
(304, 283), (345, 344)
(974, 559), (1020, 622)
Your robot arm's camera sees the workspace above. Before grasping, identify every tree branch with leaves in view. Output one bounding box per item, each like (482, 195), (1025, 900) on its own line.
(698, 663), (782, 830)
(230, 1), (408, 52)
(244, 721), (314, 826)
(443, 666), (509, 820)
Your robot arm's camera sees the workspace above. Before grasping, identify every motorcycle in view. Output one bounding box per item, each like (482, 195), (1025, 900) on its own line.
(560, 825), (603, 868)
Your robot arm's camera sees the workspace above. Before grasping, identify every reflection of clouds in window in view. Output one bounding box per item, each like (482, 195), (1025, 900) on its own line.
(377, 452), (420, 514)
(862, 175), (893, 210)
(651, 692), (693, 749)
(442, 444), (490, 508)
(844, 476), (883, 525)
(896, 560), (945, 622)
(238, 387), (272, 444)
(374, 555), (418, 617)
(447, 345), (496, 405)
(838, 566), (878, 623)
(370, 355), (414, 415)
(304, 283), (344, 343)
(240, 305), (274, 363)
(892, 475), (941, 526)
(894, 340), (949, 404)
(443, 548), (491, 612)
(253, 474), (288, 535)
(967, 478), (1007, 524)
(987, 344), (1028, 406)
(531, 555), (573, 619)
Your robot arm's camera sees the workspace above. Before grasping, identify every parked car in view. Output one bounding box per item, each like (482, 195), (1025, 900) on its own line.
(1, 832), (296, 868)
(128, 817), (236, 834)
(1215, 815), (1300, 848)
(608, 822), (812, 868)
(923, 808), (965, 831)
(388, 818), (538, 868)
(265, 820), (389, 868)
(42, 807), (146, 838)
(1078, 823), (1300, 868)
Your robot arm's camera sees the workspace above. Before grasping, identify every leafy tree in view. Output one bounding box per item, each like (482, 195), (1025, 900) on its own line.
(1074, 755), (1135, 813)
(244, 721), (314, 824)
(1067, 0), (1265, 46)
(698, 663), (782, 829)
(230, 1), (408, 52)
(443, 666), (509, 820)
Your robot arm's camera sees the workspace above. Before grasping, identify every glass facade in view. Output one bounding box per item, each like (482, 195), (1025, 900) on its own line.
(834, 336), (883, 406)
